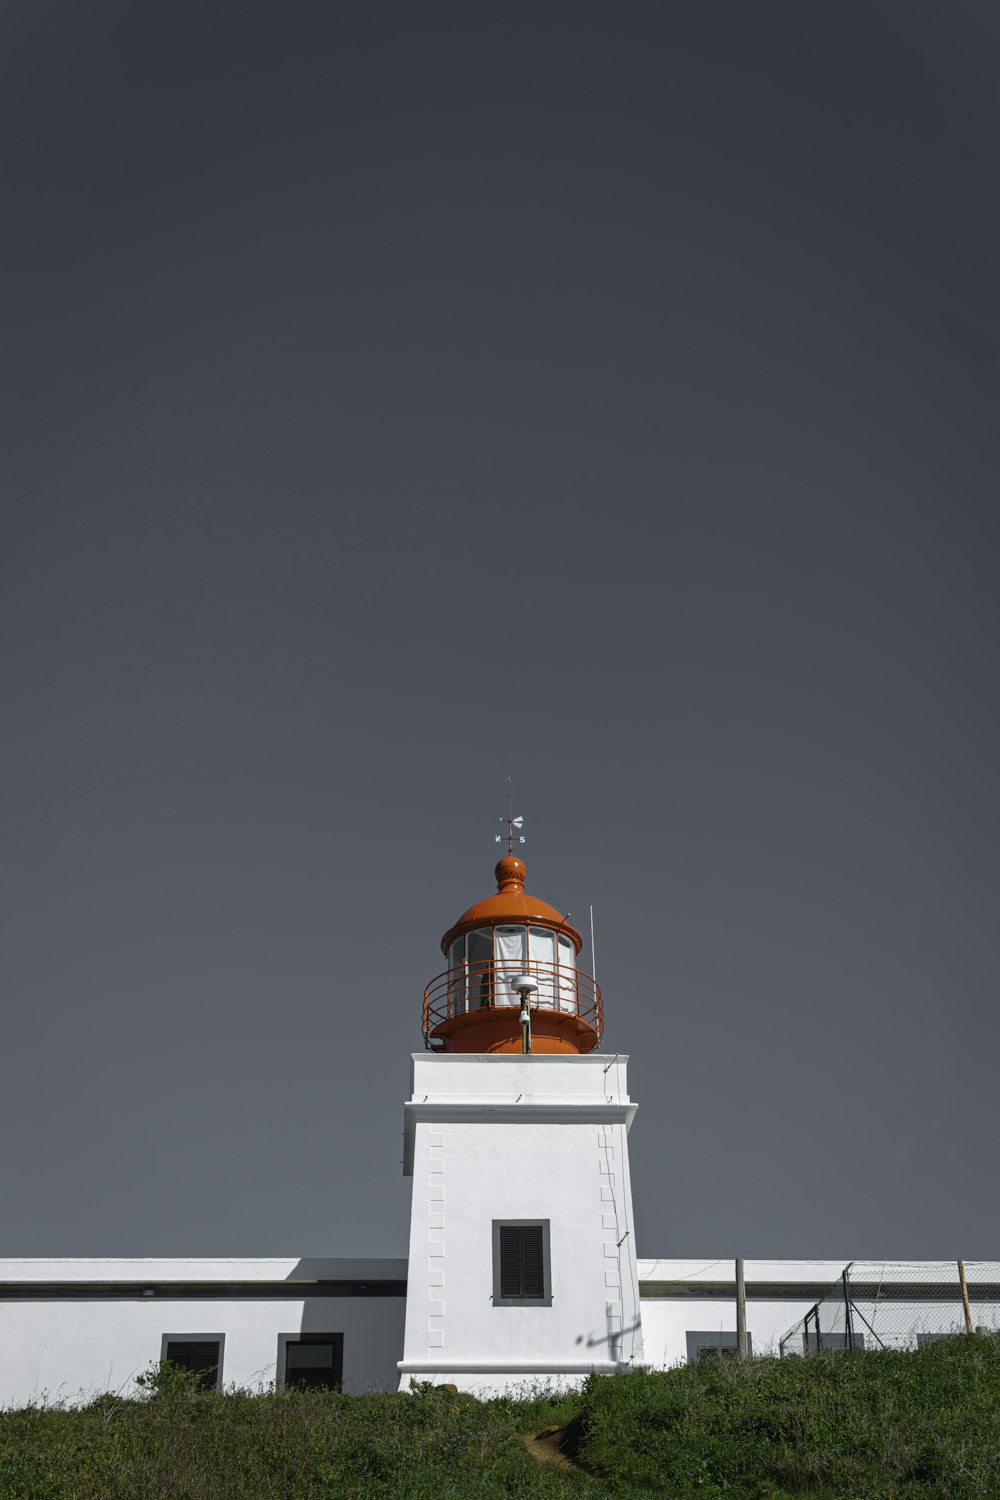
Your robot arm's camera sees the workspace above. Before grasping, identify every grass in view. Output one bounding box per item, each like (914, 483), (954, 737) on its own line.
(0, 1382), (607, 1500)
(575, 1333), (1000, 1497)
(0, 1336), (997, 1498)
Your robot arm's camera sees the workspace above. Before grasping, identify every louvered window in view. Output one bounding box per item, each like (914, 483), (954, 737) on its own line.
(493, 1220), (551, 1305)
(163, 1339), (221, 1390)
(500, 1226), (543, 1298)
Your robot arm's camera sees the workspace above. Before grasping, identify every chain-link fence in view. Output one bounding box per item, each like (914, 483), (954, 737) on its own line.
(779, 1261), (1000, 1356)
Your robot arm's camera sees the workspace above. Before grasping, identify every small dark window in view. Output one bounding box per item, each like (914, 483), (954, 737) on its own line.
(685, 1331), (753, 1364)
(163, 1339), (222, 1390)
(493, 1220), (551, 1305)
(279, 1333), (344, 1391)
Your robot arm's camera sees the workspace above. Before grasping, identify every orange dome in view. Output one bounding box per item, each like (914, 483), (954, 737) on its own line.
(440, 857), (583, 955)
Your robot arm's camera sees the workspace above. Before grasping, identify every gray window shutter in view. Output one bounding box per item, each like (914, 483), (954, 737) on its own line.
(520, 1227), (544, 1299)
(500, 1227), (522, 1297)
(165, 1341), (219, 1389)
(499, 1225), (544, 1298)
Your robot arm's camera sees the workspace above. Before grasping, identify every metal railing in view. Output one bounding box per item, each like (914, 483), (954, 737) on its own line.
(423, 959), (603, 1044)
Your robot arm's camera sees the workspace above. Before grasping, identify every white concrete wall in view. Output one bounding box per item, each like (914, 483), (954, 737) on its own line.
(641, 1260), (851, 1368)
(2, 1253), (991, 1403)
(637, 1260), (862, 1367)
(399, 1053), (643, 1394)
(639, 1296), (822, 1367)
(0, 1260), (406, 1408)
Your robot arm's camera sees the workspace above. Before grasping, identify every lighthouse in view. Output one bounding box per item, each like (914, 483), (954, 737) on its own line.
(398, 851), (644, 1393)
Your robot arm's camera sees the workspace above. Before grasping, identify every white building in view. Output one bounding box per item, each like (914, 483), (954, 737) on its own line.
(0, 855), (992, 1406)
(0, 1258), (407, 1403)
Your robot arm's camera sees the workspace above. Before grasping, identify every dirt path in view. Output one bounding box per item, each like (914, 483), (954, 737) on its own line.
(519, 1424), (581, 1471)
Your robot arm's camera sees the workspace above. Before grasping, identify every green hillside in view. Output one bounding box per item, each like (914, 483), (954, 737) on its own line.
(1, 1334), (997, 1499)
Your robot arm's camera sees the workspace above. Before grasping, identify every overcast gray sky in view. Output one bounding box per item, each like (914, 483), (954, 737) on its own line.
(2, 0), (999, 1261)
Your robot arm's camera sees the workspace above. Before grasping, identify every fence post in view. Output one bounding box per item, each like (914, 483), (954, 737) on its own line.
(958, 1260), (974, 1334)
(843, 1265), (855, 1351)
(736, 1258), (747, 1359)
(807, 1305), (820, 1353)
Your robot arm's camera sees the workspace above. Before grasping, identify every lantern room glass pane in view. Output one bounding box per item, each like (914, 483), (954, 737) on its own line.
(557, 934), (577, 1013)
(468, 929), (493, 1007)
(448, 936), (466, 1012)
(529, 928), (557, 1007)
(493, 926), (525, 1007)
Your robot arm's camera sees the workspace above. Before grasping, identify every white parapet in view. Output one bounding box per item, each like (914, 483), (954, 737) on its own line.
(398, 1052), (643, 1395)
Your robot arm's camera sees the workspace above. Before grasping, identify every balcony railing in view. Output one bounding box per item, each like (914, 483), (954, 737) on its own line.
(423, 959), (603, 1044)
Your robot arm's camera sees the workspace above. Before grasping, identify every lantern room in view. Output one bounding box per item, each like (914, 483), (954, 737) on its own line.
(422, 856), (603, 1054)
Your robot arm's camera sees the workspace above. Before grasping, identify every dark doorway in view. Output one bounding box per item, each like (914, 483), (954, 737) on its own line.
(279, 1332), (344, 1391)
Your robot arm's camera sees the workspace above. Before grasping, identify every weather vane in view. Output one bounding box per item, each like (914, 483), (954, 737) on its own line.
(495, 776), (525, 852)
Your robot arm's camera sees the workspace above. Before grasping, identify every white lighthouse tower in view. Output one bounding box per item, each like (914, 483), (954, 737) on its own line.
(398, 849), (644, 1394)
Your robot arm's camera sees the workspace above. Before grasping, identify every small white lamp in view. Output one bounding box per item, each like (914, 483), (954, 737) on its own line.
(511, 975), (538, 1054)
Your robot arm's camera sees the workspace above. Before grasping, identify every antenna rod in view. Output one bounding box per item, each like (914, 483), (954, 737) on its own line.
(507, 776), (513, 856)
(590, 904), (597, 991)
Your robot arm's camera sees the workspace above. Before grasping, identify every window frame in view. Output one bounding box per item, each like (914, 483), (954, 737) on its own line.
(276, 1331), (344, 1392)
(492, 1219), (552, 1307)
(159, 1333), (225, 1391)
